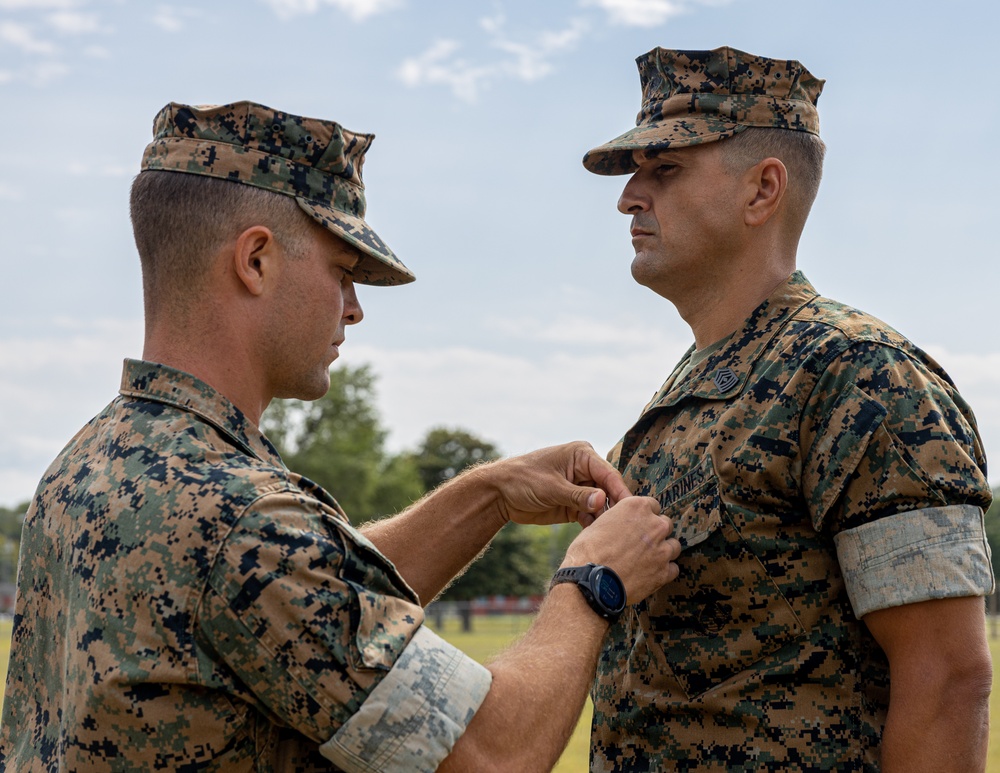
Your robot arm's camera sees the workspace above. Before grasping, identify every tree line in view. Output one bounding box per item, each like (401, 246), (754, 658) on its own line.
(3, 362), (1000, 606)
(0, 364), (575, 604)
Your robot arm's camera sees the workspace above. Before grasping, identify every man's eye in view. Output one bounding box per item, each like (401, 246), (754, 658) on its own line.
(656, 164), (676, 174)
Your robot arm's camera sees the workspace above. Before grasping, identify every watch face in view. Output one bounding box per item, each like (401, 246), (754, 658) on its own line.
(595, 568), (625, 611)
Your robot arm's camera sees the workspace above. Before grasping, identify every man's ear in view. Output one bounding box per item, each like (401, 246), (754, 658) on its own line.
(744, 157), (787, 227)
(231, 225), (278, 296)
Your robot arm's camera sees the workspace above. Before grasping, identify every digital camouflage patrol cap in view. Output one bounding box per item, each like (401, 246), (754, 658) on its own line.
(141, 101), (414, 286)
(583, 46), (824, 176)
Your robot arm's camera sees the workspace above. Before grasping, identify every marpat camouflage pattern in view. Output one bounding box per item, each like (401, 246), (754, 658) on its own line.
(589, 272), (993, 772)
(142, 101), (415, 287)
(583, 46), (824, 176)
(0, 359), (490, 772)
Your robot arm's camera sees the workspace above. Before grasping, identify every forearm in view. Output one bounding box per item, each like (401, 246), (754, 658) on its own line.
(867, 597), (993, 773)
(361, 465), (505, 603)
(361, 442), (633, 604)
(880, 668), (991, 772)
(438, 584), (608, 772)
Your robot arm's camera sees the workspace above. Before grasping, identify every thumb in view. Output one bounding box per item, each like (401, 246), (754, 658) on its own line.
(581, 486), (606, 513)
(546, 476), (605, 514)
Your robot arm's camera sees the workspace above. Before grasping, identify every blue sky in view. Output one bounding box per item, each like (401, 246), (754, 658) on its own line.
(1, 0), (998, 506)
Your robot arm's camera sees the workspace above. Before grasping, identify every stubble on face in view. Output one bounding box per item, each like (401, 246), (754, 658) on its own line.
(263, 227), (359, 404)
(622, 143), (746, 304)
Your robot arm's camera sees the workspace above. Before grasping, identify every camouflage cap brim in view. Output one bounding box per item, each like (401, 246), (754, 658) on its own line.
(295, 198), (414, 286)
(583, 119), (747, 176)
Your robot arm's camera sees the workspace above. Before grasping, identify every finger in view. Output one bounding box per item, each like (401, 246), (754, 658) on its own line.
(665, 561), (681, 583)
(572, 446), (632, 504)
(544, 475), (606, 518)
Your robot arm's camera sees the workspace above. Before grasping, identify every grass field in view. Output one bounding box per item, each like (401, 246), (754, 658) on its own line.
(3, 616), (1000, 771)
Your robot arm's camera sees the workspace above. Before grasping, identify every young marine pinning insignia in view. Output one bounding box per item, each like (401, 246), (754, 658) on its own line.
(0, 101), (683, 772)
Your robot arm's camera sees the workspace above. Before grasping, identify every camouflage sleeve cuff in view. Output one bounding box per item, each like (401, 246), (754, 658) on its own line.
(319, 624), (492, 772)
(834, 504), (994, 618)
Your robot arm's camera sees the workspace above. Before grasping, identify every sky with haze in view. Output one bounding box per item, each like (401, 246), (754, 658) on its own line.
(1, 0), (998, 506)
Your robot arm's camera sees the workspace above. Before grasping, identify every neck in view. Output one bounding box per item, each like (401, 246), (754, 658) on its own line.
(676, 256), (795, 350)
(143, 318), (270, 426)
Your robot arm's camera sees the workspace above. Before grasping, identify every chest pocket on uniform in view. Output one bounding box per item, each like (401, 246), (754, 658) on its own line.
(628, 457), (804, 700)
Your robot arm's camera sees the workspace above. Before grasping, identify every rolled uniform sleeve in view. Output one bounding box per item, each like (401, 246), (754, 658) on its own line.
(322, 625), (490, 772)
(834, 505), (994, 617)
(801, 340), (994, 618)
(197, 490), (489, 769)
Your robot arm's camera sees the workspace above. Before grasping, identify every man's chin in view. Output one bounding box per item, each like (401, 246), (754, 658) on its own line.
(275, 375), (331, 403)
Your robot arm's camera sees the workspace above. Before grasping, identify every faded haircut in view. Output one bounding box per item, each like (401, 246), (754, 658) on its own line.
(718, 127), (826, 225)
(129, 170), (312, 311)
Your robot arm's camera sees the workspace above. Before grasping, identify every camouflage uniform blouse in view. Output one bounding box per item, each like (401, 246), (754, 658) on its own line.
(0, 360), (490, 772)
(590, 272), (993, 772)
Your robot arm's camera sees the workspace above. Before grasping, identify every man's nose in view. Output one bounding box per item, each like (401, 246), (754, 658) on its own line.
(617, 174), (649, 214)
(343, 280), (364, 325)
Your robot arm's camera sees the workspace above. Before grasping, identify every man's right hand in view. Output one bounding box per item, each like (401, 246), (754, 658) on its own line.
(439, 495), (681, 772)
(562, 496), (680, 606)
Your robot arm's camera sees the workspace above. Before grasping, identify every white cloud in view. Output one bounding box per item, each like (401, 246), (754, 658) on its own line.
(45, 10), (103, 35)
(492, 312), (668, 347)
(24, 59), (69, 85)
(151, 6), (183, 32)
(349, 339), (686, 459)
(0, 182), (23, 200)
(66, 159), (132, 177)
(396, 39), (493, 103)
(349, 311), (690, 457)
(0, 319), (144, 507)
(83, 43), (110, 58)
(151, 5), (203, 33)
(397, 15), (589, 103)
(923, 347), (1000, 391)
(0, 20), (56, 54)
(0, 0), (79, 8)
(0, 70), (12, 84)
(4, 316), (998, 510)
(584, 0), (731, 27)
(261, 0), (403, 22)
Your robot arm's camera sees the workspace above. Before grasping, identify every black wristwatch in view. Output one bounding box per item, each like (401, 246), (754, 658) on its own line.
(549, 563), (627, 622)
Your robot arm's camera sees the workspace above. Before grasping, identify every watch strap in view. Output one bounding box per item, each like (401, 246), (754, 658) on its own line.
(549, 563), (625, 621)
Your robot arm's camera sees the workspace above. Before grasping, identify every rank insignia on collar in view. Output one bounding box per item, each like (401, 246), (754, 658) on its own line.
(713, 367), (739, 393)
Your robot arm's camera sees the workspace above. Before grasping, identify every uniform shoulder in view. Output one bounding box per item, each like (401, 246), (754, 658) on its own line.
(793, 294), (911, 350)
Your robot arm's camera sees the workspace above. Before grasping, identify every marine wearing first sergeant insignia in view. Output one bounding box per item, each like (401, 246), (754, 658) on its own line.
(583, 46), (993, 771)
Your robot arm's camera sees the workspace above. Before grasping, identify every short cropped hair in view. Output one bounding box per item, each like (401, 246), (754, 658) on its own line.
(718, 127), (826, 225)
(129, 171), (311, 311)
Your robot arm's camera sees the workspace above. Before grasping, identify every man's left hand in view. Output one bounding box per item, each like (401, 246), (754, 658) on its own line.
(480, 441), (633, 528)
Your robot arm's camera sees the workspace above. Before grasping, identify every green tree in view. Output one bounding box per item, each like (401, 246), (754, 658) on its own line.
(984, 488), (1000, 584)
(440, 523), (549, 601)
(412, 427), (500, 491)
(0, 501), (28, 542)
(262, 372), (556, 627)
(261, 365), (423, 525)
(411, 427), (551, 605)
(0, 501), (28, 586)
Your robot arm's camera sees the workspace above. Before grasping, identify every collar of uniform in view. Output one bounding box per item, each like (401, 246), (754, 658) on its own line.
(118, 358), (284, 466)
(649, 271), (819, 408)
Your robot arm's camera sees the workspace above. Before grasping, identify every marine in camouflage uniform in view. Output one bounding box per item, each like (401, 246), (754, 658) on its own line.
(583, 47), (993, 771)
(0, 102), (478, 772)
(1, 359), (485, 771)
(0, 101), (681, 771)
